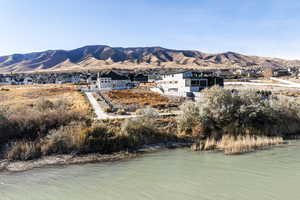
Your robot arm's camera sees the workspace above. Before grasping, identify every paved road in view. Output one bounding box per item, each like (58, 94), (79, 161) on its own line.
(224, 81), (300, 88)
(270, 77), (300, 87)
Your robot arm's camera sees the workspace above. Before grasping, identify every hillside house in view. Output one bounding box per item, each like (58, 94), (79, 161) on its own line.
(96, 71), (133, 90)
(155, 70), (223, 98)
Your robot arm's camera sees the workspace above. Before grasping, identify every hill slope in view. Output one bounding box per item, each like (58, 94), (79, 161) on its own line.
(0, 45), (299, 72)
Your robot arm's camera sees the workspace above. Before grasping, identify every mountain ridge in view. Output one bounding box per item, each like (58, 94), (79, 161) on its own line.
(0, 45), (299, 73)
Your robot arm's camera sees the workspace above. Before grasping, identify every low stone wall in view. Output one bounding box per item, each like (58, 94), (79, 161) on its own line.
(100, 91), (140, 112)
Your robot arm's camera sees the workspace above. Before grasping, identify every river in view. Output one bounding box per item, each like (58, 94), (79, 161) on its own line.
(1, 141), (300, 200)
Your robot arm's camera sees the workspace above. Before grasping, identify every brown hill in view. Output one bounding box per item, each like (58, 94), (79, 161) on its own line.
(0, 45), (299, 72)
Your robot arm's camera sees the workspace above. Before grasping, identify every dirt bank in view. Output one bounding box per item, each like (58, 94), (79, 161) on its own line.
(0, 142), (190, 172)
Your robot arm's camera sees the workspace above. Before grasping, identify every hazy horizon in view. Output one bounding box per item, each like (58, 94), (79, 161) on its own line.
(1, 0), (300, 59)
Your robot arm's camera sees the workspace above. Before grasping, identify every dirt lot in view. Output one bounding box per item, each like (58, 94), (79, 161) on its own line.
(102, 88), (183, 109)
(0, 84), (91, 113)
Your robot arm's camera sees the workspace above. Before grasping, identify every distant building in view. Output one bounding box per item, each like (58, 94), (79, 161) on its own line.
(148, 74), (161, 82)
(129, 73), (148, 83)
(273, 69), (289, 77)
(23, 77), (33, 84)
(155, 70), (223, 98)
(96, 71), (133, 90)
(71, 75), (81, 84)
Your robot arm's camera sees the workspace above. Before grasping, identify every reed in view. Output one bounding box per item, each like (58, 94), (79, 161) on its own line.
(197, 135), (284, 154)
(6, 141), (42, 161)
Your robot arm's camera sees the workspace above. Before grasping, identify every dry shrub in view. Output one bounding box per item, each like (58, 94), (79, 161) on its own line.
(35, 98), (55, 111)
(116, 108), (127, 115)
(4, 116), (180, 161)
(0, 97), (88, 144)
(121, 107), (164, 147)
(6, 141), (41, 161)
(135, 107), (159, 118)
(121, 118), (160, 147)
(177, 101), (200, 135)
(178, 86), (300, 139)
(40, 123), (86, 155)
(80, 122), (124, 153)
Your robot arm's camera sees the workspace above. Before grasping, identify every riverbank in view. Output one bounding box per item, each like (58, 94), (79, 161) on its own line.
(2, 86), (300, 168)
(2, 141), (300, 200)
(0, 142), (190, 172)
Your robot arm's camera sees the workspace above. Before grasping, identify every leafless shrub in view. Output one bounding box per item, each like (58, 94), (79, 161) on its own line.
(178, 86), (300, 138)
(0, 98), (88, 144)
(135, 106), (159, 119)
(40, 123), (86, 155)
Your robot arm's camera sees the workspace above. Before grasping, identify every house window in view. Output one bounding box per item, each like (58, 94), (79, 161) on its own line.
(168, 88), (178, 92)
(191, 80), (200, 86)
(199, 80), (207, 87)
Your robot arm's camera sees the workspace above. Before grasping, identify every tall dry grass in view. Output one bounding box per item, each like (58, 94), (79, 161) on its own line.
(0, 97), (90, 145)
(192, 135), (283, 154)
(220, 135), (283, 154)
(6, 141), (42, 161)
(5, 114), (181, 161)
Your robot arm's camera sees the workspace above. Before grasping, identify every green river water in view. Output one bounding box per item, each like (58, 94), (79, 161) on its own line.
(1, 141), (300, 200)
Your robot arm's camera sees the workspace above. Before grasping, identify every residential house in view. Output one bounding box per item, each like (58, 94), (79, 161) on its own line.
(129, 73), (148, 83)
(96, 71), (133, 90)
(273, 69), (289, 77)
(87, 74), (97, 85)
(23, 77), (33, 84)
(147, 74), (161, 82)
(155, 70), (223, 98)
(0, 76), (12, 85)
(71, 75), (81, 84)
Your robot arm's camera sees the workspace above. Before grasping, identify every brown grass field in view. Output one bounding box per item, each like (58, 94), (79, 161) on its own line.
(0, 84), (91, 114)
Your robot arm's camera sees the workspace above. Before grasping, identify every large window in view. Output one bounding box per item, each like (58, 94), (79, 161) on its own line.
(168, 88), (178, 92)
(191, 80), (200, 86)
(199, 80), (207, 87)
(190, 79), (207, 87)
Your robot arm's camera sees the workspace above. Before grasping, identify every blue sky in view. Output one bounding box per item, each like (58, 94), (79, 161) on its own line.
(1, 0), (300, 59)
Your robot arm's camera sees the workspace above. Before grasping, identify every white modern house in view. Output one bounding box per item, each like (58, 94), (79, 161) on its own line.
(96, 71), (133, 90)
(155, 70), (223, 98)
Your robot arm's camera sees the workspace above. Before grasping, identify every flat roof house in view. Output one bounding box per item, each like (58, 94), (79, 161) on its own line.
(155, 70), (223, 98)
(96, 71), (133, 90)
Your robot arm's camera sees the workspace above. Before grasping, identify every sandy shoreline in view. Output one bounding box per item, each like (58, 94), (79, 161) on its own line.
(0, 142), (190, 173)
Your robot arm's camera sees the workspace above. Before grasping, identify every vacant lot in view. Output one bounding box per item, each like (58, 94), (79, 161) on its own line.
(102, 88), (183, 109)
(0, 84), (90, 112)
(0, 84), (92, 146)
